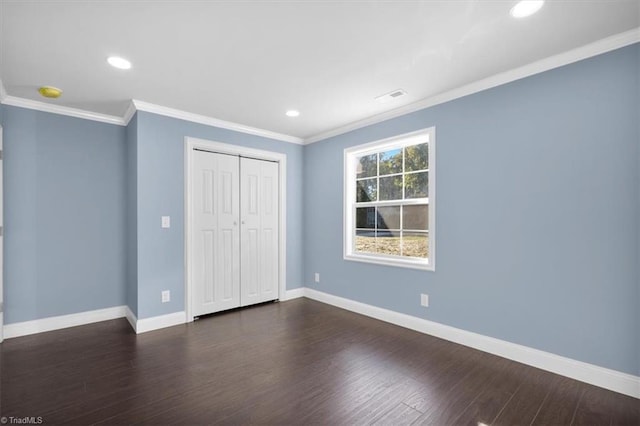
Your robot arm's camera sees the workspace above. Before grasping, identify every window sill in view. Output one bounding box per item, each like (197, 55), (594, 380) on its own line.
(344, 253), (434, 271)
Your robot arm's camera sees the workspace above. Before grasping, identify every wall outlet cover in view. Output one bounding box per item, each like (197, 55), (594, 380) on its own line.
(420, 293), (429, 307)
(161, 216), (171, 228)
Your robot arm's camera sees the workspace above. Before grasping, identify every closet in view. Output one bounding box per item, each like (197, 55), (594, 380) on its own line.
(190, 149), (279, 317)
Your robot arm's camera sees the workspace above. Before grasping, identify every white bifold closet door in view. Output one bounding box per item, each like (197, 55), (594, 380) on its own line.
(192, 151), (241, 316)
(240, 157), (279, 307)
(192, 149), (279, 317)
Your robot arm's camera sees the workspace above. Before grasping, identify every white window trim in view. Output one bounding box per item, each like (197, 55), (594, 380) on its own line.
(343, 127), (436, 271)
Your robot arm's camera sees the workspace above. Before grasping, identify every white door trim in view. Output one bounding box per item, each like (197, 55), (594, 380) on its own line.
(184, 136), (287, 322)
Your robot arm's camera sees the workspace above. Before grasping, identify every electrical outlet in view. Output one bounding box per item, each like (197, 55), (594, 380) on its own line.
(314, 273), (320, 283)
(162, 290), (170, 303)
(420, 293), (429, 307)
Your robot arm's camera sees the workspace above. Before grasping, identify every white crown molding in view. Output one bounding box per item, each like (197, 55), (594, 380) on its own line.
(3, 306), (127, 339)
(123, 100), (137, 125)
(302, 288), (640, 399)
(0, 93), (302, 145)
(1, 29), (636, 144)
(305, 27), (640, 144)
(1, 95), (126, 126)
(0, 79), (7, 103)
(133, 99), (304, 145)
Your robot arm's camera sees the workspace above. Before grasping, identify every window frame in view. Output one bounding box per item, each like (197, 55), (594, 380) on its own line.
(343, 127), (436, 271)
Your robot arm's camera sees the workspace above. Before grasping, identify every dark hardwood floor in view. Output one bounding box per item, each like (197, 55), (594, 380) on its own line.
(1, 298), (638, 425)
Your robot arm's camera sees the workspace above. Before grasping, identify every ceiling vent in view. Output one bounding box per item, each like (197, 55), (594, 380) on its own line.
(375, 89), (407, 103)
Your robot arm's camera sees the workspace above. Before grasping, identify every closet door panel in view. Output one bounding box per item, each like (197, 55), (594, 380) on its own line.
(192, 150), (240, 316)
(260, 169), (278, 299)
(240, 158), (279, 306)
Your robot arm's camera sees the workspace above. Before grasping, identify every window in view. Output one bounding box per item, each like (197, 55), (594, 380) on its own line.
(344, 128), (435, 270)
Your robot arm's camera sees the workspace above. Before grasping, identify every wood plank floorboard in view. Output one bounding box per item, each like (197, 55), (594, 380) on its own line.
(1, 298), (637, 425)
(530, 376), (584, 425)
(491, 365), (560, 425)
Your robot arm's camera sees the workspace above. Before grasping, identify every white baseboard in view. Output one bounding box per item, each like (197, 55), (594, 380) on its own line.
(3, 306), (127, 339)
(303, 288), (640, 399)
(125, 306), (137, 332)
(1, 305), (186, 337)
(134, 311), (187, 334)
(281, 287), (305, 301)
(4, 291), (636, 398)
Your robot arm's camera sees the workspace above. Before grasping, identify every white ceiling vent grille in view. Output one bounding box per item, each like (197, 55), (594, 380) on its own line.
(375, 89), (407, 103)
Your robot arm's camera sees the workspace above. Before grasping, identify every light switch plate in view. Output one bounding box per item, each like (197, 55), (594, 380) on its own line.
(161, 216), (170, 228)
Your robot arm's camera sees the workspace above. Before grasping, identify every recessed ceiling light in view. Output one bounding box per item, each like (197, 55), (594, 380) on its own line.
(38, 86), (62, 98)
(286, 110), (300, 117)
(107, 56), (132, 70)
(510, 1), (544, 18)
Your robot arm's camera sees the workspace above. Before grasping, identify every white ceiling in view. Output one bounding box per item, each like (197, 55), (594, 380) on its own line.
(1, 1), (639, 141)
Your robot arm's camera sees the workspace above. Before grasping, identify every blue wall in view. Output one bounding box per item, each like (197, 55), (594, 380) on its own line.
(134, 111), (304, 319)
(2, 105), (127, 323)
(304, 44), (640, 375)
(0, 105), (303, 323)
(0, 43), (636, 378)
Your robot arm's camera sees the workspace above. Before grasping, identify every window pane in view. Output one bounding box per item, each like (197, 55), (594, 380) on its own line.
(405, 172), (428, 199)
(356, 178), (377, 202)
(403, 204), (428, 230)
(402, 232), (428, 258)
(377, 230), (401, 256)
(356, 207), (376, 229)
(357, 153), (377, 178)
(379, 148), (402, 175)
(355, 230), (376, 254)
(377, 206), (400, 230)
(404, 143), (428, 172)
(379, 175), (403, 200)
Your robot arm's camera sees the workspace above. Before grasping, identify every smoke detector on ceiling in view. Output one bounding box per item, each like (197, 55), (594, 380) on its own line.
(375, 89), (407, 103)
(38, 86), (62, 99)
